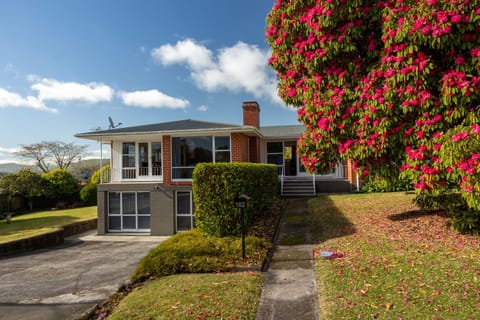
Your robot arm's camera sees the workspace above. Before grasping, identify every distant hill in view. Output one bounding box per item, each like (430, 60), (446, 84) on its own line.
(0, 159), (109, 178)
(0, 163), (36, 174)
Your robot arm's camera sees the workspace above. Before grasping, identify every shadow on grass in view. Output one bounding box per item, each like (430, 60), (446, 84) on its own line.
(308, 195), (356, 245)
(387, 209), (447, 221)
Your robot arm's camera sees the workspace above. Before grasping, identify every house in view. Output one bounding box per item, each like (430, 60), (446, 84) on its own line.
(75, 101), (359, 235)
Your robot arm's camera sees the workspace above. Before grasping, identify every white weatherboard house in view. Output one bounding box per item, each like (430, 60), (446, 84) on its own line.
(76, 101), (358, 235)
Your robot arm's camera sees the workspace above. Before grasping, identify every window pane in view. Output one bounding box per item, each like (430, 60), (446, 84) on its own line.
(137, 192), (150, 215)
(122, 142), (135, 155)
(139, 143), (149, 176)
(172, 137), (212, 167)
(109, 216), (121, 230)
(172, 167), (194, 180)
(122, 192), (136, 215)
(151, 142), (162, 176)
(122, 155), (135, 168)
(215, 136), (230, 150)
(123, 216), (136, 229)
(267, 154), (284, 165)
(267, 142), (283, 153)
(108, 192), (121, 214)
(138, 216), (150, 229)
(177, 216), (191, 231)
(177, 192), (191, 214)
(215, 151), (230, 163)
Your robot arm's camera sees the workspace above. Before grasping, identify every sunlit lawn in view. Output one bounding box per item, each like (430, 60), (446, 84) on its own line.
(108, 272), (262, 320)
(310, 192), (480, 319)
(0, 206), (97, 243)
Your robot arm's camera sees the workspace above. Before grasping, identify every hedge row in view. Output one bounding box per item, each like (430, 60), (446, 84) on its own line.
(192, 162), (278, 237)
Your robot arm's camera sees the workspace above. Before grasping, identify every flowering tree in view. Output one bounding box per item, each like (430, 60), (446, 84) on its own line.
(266, 0), (480, 209)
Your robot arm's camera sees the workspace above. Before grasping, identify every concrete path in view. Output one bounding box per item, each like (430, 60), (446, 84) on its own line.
(255, 198), (319, 320)
(0, 231), (168, 320)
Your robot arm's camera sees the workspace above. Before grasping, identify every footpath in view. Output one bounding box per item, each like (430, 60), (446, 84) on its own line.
(255, 198), (319, 320)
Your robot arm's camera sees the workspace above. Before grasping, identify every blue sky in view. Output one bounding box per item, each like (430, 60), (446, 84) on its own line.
(0, 0), (296, 163)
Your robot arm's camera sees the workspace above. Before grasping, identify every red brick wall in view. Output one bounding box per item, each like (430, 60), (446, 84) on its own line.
(242, 101), (260, 128)
(248, 136), (260, 163)
(231, 133), (249, 162)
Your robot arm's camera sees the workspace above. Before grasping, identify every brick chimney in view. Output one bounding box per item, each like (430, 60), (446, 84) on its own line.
(242, 101), (260, 128)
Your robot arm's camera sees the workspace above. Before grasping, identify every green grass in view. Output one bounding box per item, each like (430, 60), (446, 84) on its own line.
(0, 206), (97, 243)
(108, 272), (262, 320)
(310, 192), (480, 319)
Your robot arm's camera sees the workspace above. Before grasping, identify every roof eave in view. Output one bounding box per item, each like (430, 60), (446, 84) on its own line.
(75, 126), (262, 141)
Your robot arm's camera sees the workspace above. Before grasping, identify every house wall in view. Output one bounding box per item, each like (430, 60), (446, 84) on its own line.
(231, 133), (249, 162)
(97, 182), (191, 236)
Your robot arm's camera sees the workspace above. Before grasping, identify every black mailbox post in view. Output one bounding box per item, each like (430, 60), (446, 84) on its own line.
(234, 194), (250, 260)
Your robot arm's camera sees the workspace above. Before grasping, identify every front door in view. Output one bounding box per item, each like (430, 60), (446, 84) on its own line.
(283, 141), (297, 176)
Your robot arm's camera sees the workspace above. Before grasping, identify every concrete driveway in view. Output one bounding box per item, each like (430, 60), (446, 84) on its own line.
(0, 231), (167, 320)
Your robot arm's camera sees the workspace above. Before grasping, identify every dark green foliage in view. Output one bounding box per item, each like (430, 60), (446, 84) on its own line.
(192, 163), (278, 237)
(362, 175), (413, 193)
(42, 169), (80, 200)
(80, 183), (97, 205)
(132, 229), (270, 283)
(0, 169), (48, 211)
(79, 165), (109, 206)
(414, 192), (480, 234)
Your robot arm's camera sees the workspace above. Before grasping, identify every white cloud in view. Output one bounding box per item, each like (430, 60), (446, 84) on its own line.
(0, 88), (57, 112)
(29, 77), (114, 103)
(119, 89), (189, 109)
(151, 39), (281, 104)
(152, 38), (214, 70)
(197, 105), (208, 112)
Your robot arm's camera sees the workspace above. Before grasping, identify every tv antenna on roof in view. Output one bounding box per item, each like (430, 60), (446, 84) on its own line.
(108, 116), (123, 129)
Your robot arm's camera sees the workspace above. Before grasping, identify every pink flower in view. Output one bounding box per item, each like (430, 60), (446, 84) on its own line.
(451, 15), (462, 24)
(452, 131), (469, 142)
(471, 124), (480, 134)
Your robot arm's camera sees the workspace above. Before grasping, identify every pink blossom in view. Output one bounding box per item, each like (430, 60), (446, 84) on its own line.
(471, 124), (480, 134)
(451, 15), (463, 24)
(452, 132), (469, 142)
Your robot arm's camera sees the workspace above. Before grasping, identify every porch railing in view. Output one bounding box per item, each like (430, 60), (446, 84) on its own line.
(99, 166), (163, 183)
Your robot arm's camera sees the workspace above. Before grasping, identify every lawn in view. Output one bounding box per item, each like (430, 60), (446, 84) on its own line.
(310, 192), (480, 319)
(0, 206), (97, 243)
(107, 272), (262, 320)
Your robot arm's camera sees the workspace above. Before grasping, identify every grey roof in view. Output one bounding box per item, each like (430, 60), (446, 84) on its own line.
(260, 125), (304, 138)
(76, 119), (243, 138)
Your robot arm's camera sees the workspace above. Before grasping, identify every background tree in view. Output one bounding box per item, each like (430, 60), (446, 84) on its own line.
(80, 165), (110, 206)
(42, 169), (80, 202)
(16, 141), (87, 173)
(266, 1), (480, 212)
(0, 169), (47, 211)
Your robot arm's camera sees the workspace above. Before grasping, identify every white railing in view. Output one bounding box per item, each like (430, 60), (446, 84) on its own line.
(100, 167), (163, 183)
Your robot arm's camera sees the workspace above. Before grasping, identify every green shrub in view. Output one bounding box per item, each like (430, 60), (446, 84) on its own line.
(90, 165), (110, 184)
(414, 192), (480, 234)
(362, 175), (413, 193)
(42, 169), (79, 200)
(80, 183), (97, 205)
(192, 162), (278, 237)
(132, 229), (270, 283)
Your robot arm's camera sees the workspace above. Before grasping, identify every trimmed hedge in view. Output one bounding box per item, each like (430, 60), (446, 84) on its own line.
(192, 162), (278, 237)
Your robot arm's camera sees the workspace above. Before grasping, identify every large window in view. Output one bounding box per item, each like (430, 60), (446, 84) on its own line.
(121, 142), (162, 179)
(108, 192), (150, 232)
(176, 191), (194, 232)
(122, 142), (136, 179)
(171, 136), (230, 180)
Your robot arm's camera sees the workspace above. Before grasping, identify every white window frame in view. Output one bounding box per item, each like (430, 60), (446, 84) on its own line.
(119, 141), (163, 181)
(107, 191), (151, 232)
(175, 191), (195, 232)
